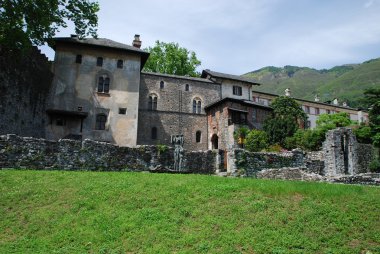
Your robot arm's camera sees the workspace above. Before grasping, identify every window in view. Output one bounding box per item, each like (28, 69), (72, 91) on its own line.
(315, 108), (320, 115)
(56, 118), (66, 126)
(148, 94), (158, 110)
(117, 59), (123, 68)
(95, 114), (107, 130)
(97, 57), (103, 67)
(75, 54), (82, 64)
(151, 127), (157, 139)
(196, 131), (201, 143)
(160, 81), (165, 89)
(119, 108), (127, 115)
(193, 99), (201, 114)
(229, 110), (247, 125)
(304, 106), (310, 114)
(326, 109), (331, 114)
(185, 84), (190, 91)
(233, 86), (242, 96)
(252, 108), (257, 122)
(97, 75), (110, 93)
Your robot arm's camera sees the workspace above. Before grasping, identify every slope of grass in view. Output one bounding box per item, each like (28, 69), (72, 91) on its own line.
(244, 58), (380, 108)
(1, 170), (379, 253)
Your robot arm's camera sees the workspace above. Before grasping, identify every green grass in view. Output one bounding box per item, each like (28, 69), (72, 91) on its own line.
(1, 170), (380, 254)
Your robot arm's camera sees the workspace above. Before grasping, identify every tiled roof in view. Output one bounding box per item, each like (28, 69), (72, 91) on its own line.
(201, 69), (261, 86)
(204, 97), (272, 110)
(53, 37), (150, 67)
(141, 71), (215, 83)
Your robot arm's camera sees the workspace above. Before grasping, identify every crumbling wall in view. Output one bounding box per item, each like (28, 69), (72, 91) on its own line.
(323, 128), (373, 176)
(0, 134), (216, 173)
(0, 46), (53, 138)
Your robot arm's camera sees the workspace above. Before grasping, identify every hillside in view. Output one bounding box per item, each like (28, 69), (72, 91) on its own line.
(243, 58), (380, 108)
(1, 170), (380, 253)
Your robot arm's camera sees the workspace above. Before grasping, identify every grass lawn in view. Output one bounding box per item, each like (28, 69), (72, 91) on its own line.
(1, 170), (379, 254)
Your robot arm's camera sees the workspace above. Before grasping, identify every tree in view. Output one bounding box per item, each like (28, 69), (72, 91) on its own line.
(245, 130), (268, 152)
(0, 0), (99, 49)
(316, 112), (353, 132)
(143, 41), (201, 77)
(263, 96), (307, 146)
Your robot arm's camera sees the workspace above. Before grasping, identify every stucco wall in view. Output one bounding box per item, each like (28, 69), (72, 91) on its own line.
(47, 44), (142, 146)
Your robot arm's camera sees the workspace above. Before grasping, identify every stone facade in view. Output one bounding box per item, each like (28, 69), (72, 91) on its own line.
(137, 72), (220, 151)
(46, 36), (149, 146)
(0, 46), (53, 138)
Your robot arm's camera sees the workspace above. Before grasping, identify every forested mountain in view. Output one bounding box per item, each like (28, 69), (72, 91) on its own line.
(243, 58), (380, 108)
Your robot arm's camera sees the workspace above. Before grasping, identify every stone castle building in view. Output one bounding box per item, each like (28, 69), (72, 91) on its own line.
(45, 35), (368, 151)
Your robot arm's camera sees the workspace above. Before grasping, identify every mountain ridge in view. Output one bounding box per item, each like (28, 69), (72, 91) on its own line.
(243, 57), (380, 108)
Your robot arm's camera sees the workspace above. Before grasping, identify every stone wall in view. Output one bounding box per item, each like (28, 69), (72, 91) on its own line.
(230, 149), (305, 176)
(0, 46), (53, 138)
(137, 73), (221, 151)
(323, 128), (374, 176)
(0, 134), (216, 174)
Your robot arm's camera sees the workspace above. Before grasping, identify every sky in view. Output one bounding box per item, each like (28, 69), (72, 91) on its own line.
(40, 0), (380, 75)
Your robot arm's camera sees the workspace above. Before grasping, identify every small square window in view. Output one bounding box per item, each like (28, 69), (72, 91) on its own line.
(75, 54), (82, 64)
(119, 108), (127, 115)
(233, 86), (242, 96)
(160, 81), (165, 89)
(97, 57), (103, 67)
(56, 118), (66, 126)
(117, 59), (123, 68)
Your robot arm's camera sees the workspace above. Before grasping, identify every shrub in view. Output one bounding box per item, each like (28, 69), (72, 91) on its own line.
(354, 125), (372, 144)
(368, 159), (380, 173)
(245, 130), (268, 152)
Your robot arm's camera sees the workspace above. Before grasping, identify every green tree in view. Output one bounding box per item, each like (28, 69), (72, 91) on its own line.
(143, 41), (201, 77)
(245, 130), (268, 152)
(0, 0), (99, 49)
(316, 112), (353, 132)
(263, 96), (307, 146)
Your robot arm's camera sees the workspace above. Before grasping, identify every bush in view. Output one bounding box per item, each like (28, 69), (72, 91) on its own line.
(284, 129), (325, 151)
(354, 125), (372, 144)
(369, 159), (380, 173)
(244, 130), (268, 152)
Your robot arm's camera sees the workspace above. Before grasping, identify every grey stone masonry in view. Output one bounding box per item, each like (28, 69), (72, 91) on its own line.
(0, 134), (216, 174)
(322, 128), (373, 176)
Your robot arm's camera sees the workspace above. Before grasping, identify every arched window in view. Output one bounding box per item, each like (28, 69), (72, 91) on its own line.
(196, 131), (201, 143)
(160, 81), (165, 89)
(117, 59), (123, 68)
(148, 94), (158, 110)
(185, 84), (189, 91)
(193, 98), (202, 114)
(97, 57), (103, 67)
(151, 127), (157, 139)
(97, 74), (110, 93)
(95, 114), (107, 130)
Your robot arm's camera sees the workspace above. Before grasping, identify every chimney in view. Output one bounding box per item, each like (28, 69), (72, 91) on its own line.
(314, 94), (320, 102)
(342, 101), (348, 107)
(333, 98), (339, 105)
(285, 88), (291, 97)
(132, 34), (142, 48)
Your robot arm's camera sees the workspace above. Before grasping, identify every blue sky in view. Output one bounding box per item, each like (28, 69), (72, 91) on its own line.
(40, 0), (380, 75)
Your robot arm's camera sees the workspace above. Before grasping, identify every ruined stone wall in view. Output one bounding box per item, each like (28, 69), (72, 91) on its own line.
(0, 134), (216, 174)
(0, 46), (53, 138)
(323, 128), (373, 176)
(137, 73), (221, 150)
(231, 149), (305, 176)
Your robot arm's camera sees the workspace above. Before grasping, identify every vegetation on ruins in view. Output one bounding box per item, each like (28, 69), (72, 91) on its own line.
(1, 170), (379, 253)
(0, 0), (99, 50)
(244, 130), (268, 152)
(285, 112), (354, 151)
(365, 88), (380, 171)
(143, 41), (202, 77)
(263, 96), (307, 147)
